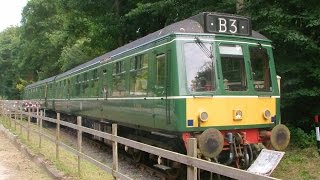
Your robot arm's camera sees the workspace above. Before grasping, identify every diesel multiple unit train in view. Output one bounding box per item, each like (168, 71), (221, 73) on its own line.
(24, 12), (290, 174)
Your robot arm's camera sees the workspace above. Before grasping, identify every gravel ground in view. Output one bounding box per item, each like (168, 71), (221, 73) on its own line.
(0, 132), (52, 180)
(58, 128), (163, 180)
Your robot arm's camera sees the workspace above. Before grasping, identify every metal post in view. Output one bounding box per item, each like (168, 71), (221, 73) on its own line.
(315, 115), (320, 155)
(27, 108), (30, 141)
(112, 124), (118, 180)
(277, 75), (281, 94)
(39, 111), (43, 148)
(77, 116), (82, 177)
(56, 113), (60, 160)
(187, 138), (197, 180)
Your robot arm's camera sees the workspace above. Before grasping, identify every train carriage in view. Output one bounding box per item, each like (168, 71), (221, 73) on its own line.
(24, 12), (290, 172)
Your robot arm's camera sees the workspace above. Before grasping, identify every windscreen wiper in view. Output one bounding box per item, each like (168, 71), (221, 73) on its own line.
(194, 37), (213, 59)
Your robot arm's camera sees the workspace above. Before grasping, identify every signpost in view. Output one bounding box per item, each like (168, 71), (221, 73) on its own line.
(247, 149), (285, 176)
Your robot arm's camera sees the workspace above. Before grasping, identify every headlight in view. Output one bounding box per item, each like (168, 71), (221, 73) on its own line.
(263, 109), (271, 120)
(233, 109), (243, 120)
(199, 111), (208, 122)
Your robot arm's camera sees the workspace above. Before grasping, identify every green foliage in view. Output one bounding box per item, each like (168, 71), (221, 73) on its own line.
(0, 0), (319, 133)
(245, 0), (320, 131)
(288, 125), (316, 148)
(0, 27), (21, 99)
(58, 38), (91, 71)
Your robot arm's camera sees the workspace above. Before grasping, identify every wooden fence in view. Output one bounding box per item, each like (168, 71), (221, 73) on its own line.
(0, 101), (279, 180)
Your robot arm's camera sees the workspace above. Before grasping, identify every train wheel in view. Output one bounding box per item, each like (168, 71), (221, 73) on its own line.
(167, 168), (181, 180)
(132, 149), (143, 163)
(166, 161), (182, 179)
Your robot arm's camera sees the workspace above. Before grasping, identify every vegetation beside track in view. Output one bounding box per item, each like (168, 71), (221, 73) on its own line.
(273, 126), (319, 179)
(0, 116), (113, 180)
(272, 145), (319, 180)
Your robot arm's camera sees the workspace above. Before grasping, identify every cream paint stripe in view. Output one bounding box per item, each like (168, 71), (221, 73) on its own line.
(43, 95), (279, 101)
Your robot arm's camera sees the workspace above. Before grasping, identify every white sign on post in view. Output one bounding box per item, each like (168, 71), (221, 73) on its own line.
(247, 149), (285, 176)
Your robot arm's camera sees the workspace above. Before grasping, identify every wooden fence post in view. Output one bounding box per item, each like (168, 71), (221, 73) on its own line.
(36, 106), (39, 126)
(56, 113), (60, 160)
(27, 108), (30, 141)
(187, 138), (197, 180)
(112, 124), (119, 180)
(20, 106), (23, 134)
(77, 116), (82, 177)
(14, 110), (17, 131)
(8, 110), (11, 128)
(39, 110), (43, 148)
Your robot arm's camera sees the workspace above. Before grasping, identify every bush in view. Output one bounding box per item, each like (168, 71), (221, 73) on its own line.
(288, 125), (316, 148)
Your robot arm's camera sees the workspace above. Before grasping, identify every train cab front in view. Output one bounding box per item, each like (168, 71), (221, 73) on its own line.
(179, 32), (290, 168)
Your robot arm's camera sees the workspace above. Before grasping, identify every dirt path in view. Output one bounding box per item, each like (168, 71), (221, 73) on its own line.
(0, 132), (52, 180)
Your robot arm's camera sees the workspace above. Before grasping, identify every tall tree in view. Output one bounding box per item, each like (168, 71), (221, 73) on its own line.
(0, 27), (21, 99)
(245, 0), (320, 130)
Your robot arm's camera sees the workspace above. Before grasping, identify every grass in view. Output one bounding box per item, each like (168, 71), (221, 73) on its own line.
(0, 115), (113, 180)
(272, 144), (320, 180)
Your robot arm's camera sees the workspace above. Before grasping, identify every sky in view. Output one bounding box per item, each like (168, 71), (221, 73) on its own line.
(0, 0), (29, 32)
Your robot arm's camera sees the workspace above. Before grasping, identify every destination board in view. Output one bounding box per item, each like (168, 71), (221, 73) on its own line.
(205, 13), (251, 36)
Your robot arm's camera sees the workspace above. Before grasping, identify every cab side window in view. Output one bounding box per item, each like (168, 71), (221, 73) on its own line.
(249, 46), (272, 92)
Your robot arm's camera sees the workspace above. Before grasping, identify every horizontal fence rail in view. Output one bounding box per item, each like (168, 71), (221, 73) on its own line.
(0, 101), (279, 180)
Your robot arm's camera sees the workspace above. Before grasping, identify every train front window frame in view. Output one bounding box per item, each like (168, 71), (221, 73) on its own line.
(219, 44), (247, 91)
(184, 42), (216, 93)
(249, 46), (272, 92)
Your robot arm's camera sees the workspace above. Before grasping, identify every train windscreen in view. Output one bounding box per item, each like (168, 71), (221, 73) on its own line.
(184, 43), (216, 93)
(220, 44), (247, 91)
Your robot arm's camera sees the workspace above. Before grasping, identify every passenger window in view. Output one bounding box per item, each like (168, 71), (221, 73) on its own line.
(84, 72), (88, 81)
(93, 69), (98, 79)
(130, 55), (148, 95)
(112, 61), (126, 96)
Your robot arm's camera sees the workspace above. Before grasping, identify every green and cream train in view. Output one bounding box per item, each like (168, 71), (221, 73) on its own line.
(24, 12), (290, 170)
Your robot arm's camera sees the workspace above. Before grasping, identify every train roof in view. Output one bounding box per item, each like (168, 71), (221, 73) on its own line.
(26, 12), (269, 89)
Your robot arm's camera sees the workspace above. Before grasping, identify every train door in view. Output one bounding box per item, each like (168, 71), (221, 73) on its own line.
(44, 83), (48, 108)
(101, 65), (108, 99)
(67, 78), (71, 112)
(153, 51), (171, 128)
(100, 64), (111, 120)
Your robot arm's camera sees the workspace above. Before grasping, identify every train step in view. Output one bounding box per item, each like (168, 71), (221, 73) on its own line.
(153, 164), (172, 171)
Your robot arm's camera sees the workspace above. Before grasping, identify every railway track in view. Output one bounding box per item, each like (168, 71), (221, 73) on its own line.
(40, 122), (170, 180)
(42, 124), (230, 180)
